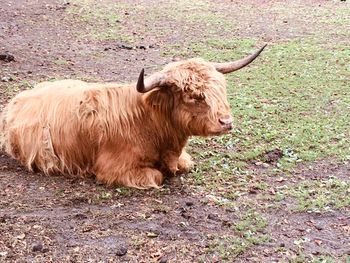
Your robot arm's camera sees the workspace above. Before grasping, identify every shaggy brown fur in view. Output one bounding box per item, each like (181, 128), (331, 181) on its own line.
(0, 58), (233, 188)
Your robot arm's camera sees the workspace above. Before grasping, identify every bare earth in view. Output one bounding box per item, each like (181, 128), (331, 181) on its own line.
(0, 0), (349, 262)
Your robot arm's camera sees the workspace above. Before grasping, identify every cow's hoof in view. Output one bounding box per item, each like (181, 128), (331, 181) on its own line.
(177, 156), (194, 173)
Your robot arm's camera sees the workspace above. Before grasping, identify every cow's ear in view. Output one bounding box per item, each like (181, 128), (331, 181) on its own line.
(143, 89), (174, 112)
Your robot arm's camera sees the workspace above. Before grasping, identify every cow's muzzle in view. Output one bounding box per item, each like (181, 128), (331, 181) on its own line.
(219, 116), (233, 131)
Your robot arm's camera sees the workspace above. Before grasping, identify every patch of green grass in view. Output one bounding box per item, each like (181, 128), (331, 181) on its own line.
(179, 36), (350, 214)
(68, 0), (236, 43)
(97, 191), (112, 201)
(115, 187), (138, 197)
(233, 209), (268, 233)
(145, 0), (209, 19)
(206, 210), (269, 260)
(144, 0), (228, 30)
(163, 38), (257, 59)
(2, 81), (33, 96)
(151, 203), (170, 214)
(188, 38), (350, 169)
(289, 254), (350, 263)
(67, 1), (130, 41)
(310, 255), (337, 263)
(53, 58), (69, 65)
(311, 5), (350, 26)
(286, 176), (350, 212)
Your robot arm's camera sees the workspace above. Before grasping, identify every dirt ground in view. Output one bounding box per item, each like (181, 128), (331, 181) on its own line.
(0, 0), (349, 262)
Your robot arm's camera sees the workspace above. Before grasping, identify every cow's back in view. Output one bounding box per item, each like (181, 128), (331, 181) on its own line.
(1, 80), (101, 175)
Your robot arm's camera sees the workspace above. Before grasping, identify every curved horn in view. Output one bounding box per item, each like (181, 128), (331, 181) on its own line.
(213, 44), (267, 74)
(136, 69), (165, 93)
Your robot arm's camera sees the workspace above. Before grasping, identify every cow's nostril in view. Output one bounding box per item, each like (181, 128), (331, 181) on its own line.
(219, 116), (233, 125)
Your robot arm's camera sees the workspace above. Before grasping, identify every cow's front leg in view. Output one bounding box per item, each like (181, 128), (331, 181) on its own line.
(94, 152), (164, 188)
(162, 151), (180, 176)
(177, 150), (194, 173)
(162, 149), (194, 176)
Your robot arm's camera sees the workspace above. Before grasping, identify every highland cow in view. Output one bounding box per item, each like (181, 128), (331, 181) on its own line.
(0, 45), (266, 188)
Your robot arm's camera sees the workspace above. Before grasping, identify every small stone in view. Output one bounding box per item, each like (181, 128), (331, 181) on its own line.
(180, 211), (190, 219)
(1, 77), (9, 82)
(178, 222), (187, 228)
(185, 201), (194, 206)
(249, 188), (258, 194)
(222, 220), (232, 227)
(147, 232), (159, 238)
(0, 54), (15, 62)
(74, 213), (88, 220)
(159, 256), (167, 263)
(5, 251), (14, 258)
(208, 213), (219, 221)
(262, 163), (270, 168)
(32, 242), (43, 252)
(117, 44), (133, 50)
(314, 239), (323, 246)
(315, 224), (323, 231)
(16, 233), (25, 240)
(116, 246), (127, 256)
(0, 252), (8, 257)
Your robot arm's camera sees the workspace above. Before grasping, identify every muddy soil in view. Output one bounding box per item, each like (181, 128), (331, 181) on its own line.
(0, 0), (349, 262)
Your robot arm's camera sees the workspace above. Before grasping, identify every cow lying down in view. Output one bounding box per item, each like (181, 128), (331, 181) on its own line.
(0, 45), (266, 188)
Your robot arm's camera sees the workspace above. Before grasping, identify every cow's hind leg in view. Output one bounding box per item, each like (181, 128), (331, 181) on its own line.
(96, 167), (164, 189)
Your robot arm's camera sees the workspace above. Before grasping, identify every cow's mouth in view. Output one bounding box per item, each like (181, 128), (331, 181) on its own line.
(208, 126), (232, 136)
(221, 123), (233, 132)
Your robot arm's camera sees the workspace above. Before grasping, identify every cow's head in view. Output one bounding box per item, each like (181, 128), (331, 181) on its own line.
(137, 45), (266, 136)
